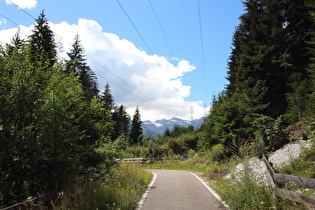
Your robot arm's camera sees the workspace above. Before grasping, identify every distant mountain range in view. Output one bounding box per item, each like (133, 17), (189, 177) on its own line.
(142, 117), (204, 137)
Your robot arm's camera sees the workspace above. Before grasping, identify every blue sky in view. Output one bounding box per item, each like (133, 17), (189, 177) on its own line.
(0, 0), (244, 121)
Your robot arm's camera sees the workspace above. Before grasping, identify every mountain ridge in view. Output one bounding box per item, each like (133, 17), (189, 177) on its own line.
(142, 117), (204, 137)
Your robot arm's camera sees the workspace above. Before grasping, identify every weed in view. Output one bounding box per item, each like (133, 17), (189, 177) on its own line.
(276, 144), (315, 178)
(61, 164), (152, 210)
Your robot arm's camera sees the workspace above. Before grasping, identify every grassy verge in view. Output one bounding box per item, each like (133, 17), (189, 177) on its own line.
(276, 144), (315, 178)
(145, 155), (239, 174)
(212, 173), (309, 209)
(61, 164), (152, 210)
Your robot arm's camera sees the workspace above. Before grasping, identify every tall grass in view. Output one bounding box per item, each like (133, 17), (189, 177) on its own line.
(62, 164), (152, 210)
(213, 175), (278, 209)
(212, 174), (309, 210)
(145, 152), (239, 173)
(276, 144), (315, 178)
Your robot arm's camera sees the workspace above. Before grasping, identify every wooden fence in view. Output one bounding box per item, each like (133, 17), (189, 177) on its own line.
(262, 154), (315, 207)
(0, 174), (91, 210)
(1, 191), (63, 210)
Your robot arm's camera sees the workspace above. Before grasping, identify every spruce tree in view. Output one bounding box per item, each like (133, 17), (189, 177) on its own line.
(29, 11), (57, 68)
(66, 34), (99, 101)
(130, 106), (142, 145)
(306, 0), (315, 117)
(100, 83), (115, 112)
(283, 0), (314, 121)
(112, 105), (130, 141)
(227, 0), (287, 118)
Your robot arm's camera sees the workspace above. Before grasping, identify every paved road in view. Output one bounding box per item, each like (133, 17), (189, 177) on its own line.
(139, 170), (228, 210)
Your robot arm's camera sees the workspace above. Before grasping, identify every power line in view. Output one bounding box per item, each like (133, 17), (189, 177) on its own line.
(7, 0), (36, 21)
(116, 0), (188, 101)
(81, 0), (113, 32)
(148, 0), (175, 58)
(197, 0), (208, 106)
(86, 56), (159, 104)
(116, 0), (155, 57)
(147, 0), (191, 93)
(0, 13), (19, 27)
(116, 0), (169, 78)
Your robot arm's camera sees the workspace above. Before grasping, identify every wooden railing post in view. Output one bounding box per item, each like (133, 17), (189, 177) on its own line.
(262, 154), (315, 207)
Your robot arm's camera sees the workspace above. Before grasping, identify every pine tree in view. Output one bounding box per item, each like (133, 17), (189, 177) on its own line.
(222, 0), (287, 150)
(227, 0), (287, 118)
(66, 34), (99, 101)
(130, 106), (142, 145)
(29, 10), (57, 68)
(100, 83), (115, 112)
(284, 0), (314, 121)
(112, 105), (130, 141)
(306, 0), (315, 117)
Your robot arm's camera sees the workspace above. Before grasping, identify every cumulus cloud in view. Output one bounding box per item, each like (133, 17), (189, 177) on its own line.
(5, 0), (37, 9)
(0, 19), (208, 121)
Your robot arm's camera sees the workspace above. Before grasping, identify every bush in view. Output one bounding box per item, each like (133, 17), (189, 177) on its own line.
(118, 145), (151, 158)
(252, 114), (289, 157)
(211, 144), (227, 163)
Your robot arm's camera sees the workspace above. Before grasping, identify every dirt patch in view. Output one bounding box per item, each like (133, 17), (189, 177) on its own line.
(208, 168), (229, 180)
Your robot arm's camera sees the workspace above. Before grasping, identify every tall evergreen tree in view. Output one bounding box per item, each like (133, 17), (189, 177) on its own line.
(283, 0), (314, 121)
(29, 11), (57, 68)
(227, 0), (287, 118)
(130, 106), (142, 145)
(112, 105), (130, 141)
(306, 0), (315, 117)
(66, 34), (98, 101)
(100, 83), (115, 112)
(204, 0), (314, 154)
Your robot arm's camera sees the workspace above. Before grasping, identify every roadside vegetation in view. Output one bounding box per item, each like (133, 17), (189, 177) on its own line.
(61, 164), (152, 210)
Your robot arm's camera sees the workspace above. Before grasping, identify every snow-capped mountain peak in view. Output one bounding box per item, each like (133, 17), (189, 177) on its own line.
(142, 117), (204, 137)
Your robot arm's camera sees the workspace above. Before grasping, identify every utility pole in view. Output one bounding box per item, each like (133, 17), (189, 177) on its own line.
(190, 107), (194, 128)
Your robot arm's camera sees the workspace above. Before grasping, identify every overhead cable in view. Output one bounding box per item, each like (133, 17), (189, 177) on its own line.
(148, 0), (175, 58)
(197, 0), (208, 106)
(0, 13), (20, 27)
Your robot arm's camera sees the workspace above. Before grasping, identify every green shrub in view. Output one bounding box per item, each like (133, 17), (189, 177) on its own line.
(252, 114), (289, 157)
(118, 145), (151, 158)
(213, 174), (277, 209)
(211, 144), (227, 163)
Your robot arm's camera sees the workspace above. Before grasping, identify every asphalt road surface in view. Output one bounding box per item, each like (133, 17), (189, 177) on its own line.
(138, 170), (228, 210)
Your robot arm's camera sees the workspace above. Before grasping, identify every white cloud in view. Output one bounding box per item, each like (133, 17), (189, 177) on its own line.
(0, 18), (208, 121)
(5, 0), (37, 9)
(0, 18), (7, 28)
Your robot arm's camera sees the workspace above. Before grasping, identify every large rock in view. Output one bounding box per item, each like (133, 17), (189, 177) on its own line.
(269, 140), (312, 169)
(226, 140), (312, 186)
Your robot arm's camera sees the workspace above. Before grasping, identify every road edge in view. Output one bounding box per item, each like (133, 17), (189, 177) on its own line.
(190, 172), (229, 209)
(136, 172), (157, 210)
